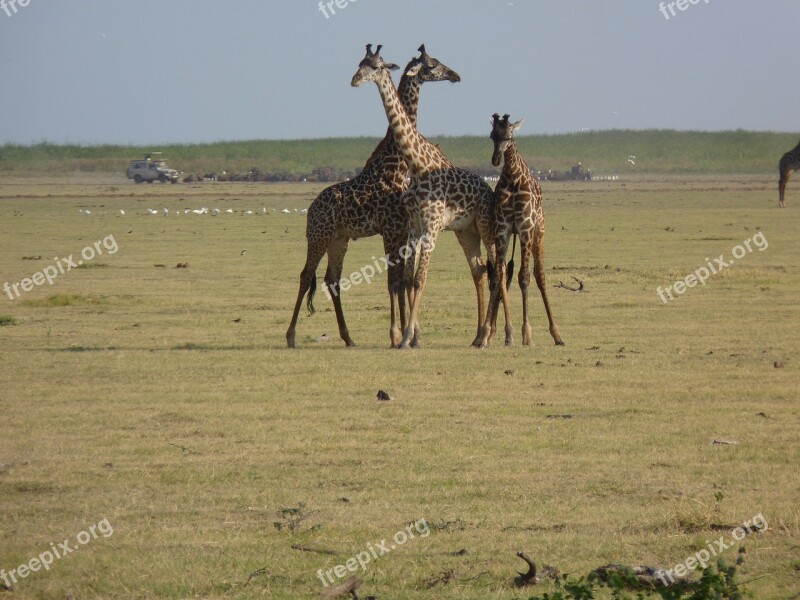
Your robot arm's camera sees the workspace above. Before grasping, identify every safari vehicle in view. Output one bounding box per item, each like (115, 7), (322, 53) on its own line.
(126, 153), (179, 184)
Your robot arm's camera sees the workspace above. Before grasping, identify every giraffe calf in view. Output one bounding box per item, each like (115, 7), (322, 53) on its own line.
(479, 114), (564, 348)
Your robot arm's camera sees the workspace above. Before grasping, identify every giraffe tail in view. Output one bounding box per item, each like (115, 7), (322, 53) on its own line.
(306, 274), (317, 316)
(506, 234), (517, 290)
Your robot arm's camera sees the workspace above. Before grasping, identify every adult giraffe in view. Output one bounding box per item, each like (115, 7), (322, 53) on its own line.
(778, 139), (800, 208)
(351, 44), (497, 349)
(286, 46), (460, 348)
(478, 114), (564, 348)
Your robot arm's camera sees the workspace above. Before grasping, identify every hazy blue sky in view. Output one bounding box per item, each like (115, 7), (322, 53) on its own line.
(0, 0), (798, 145)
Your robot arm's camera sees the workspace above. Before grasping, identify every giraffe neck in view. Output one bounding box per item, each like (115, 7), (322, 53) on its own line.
(357, 70), (422, 179)
(374, 69), (442, 173)
(397, 73), (421, 126)
(502, 140), (527, 181)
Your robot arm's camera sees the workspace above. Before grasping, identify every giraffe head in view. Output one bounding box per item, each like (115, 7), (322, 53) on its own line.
(351, 44), (400, 87)
(490, 113), (525, 167)
(405, 44), (461, 84)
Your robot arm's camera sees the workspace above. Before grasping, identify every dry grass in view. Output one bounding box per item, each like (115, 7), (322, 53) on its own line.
(0, 175), (797, 599)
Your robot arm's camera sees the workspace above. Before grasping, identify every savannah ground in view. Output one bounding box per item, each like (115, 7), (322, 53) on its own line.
(0, 173), (798, 599)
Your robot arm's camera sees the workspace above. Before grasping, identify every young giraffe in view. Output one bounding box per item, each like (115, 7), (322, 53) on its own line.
(351, 44), (497, 349)
(478, 114), (564, 348)
(286, 46), (461, 348)
(778, 139), (800, 208)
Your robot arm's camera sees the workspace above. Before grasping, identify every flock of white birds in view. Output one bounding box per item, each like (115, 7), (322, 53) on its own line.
(78, 207), (308, 216)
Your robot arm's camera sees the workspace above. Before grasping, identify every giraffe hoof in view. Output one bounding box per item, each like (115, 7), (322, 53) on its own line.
(555, 339), (566, 346)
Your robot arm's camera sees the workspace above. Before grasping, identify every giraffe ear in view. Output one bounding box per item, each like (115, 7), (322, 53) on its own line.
(511, 118), (525, 132)
(385, 62), (400, 71)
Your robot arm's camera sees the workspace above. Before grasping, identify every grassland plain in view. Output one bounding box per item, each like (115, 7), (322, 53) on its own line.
(1, 130), (799, 176)
(0, 174), (798, 599)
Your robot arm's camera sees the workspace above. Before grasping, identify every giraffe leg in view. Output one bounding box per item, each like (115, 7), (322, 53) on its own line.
(487, 235), (512, 346)
(286, 242), (328, 348)
(532, 230), (565, 346)
(399, 231), (439, 349)
(480, 262), (499, 348)
(455, 227), (488, 348)
(499, 256), (514, 348)
(518, 235), (533, 346)
(779, 168), (790, 208)
(479, 235), (512, 348)
(401, 234), (421, 347)
(324, 236), (357, 347)
(384, 236), (405, 348)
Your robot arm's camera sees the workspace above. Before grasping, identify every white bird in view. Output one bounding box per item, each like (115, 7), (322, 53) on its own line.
(225, 208), (234, 214)
(262, 207), (267, 214)
(147, 208), (158, 215)
(300, 208), (308, 214)
(163, 208), (169, 215)
(245, 210), (254, 215)
(212, 208), (221, 215)
(281, 208), (290, 214)
(81, 209), (91, 215)
(119, 209), (125, 216)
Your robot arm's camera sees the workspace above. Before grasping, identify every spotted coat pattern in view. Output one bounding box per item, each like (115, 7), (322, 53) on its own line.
(286, 48), (460, 348)
(479, 115), (563, 348)
(351, 45), (496, 348)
